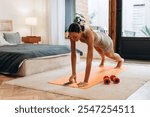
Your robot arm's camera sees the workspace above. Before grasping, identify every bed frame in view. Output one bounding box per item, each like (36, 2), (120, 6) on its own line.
(17, 53), (80, 76)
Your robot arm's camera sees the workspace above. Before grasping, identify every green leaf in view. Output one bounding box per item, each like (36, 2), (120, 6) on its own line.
(141, 25), (150, 36)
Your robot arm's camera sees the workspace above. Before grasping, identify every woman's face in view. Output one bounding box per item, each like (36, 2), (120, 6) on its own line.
(69, 32), (82, 41)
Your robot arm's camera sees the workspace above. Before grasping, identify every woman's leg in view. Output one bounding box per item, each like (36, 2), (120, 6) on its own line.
(94, 47), (105, 67)
(105, 49), (124, 68)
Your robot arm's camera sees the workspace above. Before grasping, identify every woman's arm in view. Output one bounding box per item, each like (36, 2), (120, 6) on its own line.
(70, 39), (76, 76)
(84, 30), (94, 83)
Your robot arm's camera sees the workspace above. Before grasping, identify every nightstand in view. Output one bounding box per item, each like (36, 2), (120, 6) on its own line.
(22, 36), (41, 44)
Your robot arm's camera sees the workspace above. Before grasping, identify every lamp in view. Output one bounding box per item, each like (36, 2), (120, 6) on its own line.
(25, 17), (37, 36)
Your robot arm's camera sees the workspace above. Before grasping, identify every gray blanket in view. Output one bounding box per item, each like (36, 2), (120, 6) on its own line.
(0, 44), (71, 75)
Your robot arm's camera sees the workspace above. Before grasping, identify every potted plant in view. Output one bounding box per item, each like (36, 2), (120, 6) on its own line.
(73, 13), (86, 25)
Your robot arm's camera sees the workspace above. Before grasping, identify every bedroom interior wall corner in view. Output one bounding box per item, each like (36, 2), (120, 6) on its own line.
(47, 0), (65, 45)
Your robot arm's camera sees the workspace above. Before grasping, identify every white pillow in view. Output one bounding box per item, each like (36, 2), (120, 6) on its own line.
(0, 36), (11, 46)
(0, 32), (3, 38)
(3, 32), (21, 44)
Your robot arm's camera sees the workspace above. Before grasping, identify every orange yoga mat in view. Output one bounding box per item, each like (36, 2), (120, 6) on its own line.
(48, 66), (124, 89)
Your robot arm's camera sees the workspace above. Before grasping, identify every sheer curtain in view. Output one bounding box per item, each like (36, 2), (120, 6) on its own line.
(47, 0), (65, 45)
(32, 0), (48, 44)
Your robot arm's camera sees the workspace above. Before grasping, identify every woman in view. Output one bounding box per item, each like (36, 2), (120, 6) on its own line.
(68, 23), (124, 87)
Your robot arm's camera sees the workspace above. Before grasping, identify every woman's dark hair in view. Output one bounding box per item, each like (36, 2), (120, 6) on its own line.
(68, 23), (85, 33)
(80, 25), (85, 32)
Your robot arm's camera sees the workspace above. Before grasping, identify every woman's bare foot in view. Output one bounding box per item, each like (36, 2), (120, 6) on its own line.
(115, 58), (124, 68)
(77, 82), (88, 87)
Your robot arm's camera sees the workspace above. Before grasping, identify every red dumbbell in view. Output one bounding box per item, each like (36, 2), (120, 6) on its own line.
(110, 75), (120, 84)
(103, 76), (111, 85)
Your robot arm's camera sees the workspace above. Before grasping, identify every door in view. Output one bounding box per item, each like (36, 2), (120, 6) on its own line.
(116, 0), (150, 60)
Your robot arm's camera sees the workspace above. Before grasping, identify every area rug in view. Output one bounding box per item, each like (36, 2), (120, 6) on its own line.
(4, 62), (150, 100)
(49, 66), (123, 89)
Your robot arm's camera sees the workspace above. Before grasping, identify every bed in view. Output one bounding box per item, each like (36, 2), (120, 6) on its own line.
(0, 20), (80, 76)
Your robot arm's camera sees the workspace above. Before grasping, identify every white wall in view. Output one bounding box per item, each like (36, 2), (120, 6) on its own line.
(0, 0), (48, 43)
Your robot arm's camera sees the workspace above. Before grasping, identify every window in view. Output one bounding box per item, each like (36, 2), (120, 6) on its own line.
(122, 0), (150, 37)
(68, 0), (109, 34)
(88, 0), (109, 34)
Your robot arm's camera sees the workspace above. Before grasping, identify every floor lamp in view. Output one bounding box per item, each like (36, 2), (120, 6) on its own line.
(25, 17), (37, 36)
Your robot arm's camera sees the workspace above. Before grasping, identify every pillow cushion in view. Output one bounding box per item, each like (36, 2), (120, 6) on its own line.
(0, 36), (11, 46)
(3, 32), (21, 44)
(0, 32), (4, 38)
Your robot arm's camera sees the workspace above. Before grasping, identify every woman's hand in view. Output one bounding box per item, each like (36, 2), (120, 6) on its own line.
(69, 75), (77, 83)
(77, 82), (88, 87)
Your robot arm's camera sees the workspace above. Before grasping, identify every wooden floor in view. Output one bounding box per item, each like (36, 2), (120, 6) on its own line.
(0, 59), (150, 100)
(0, 75), (82, 100)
